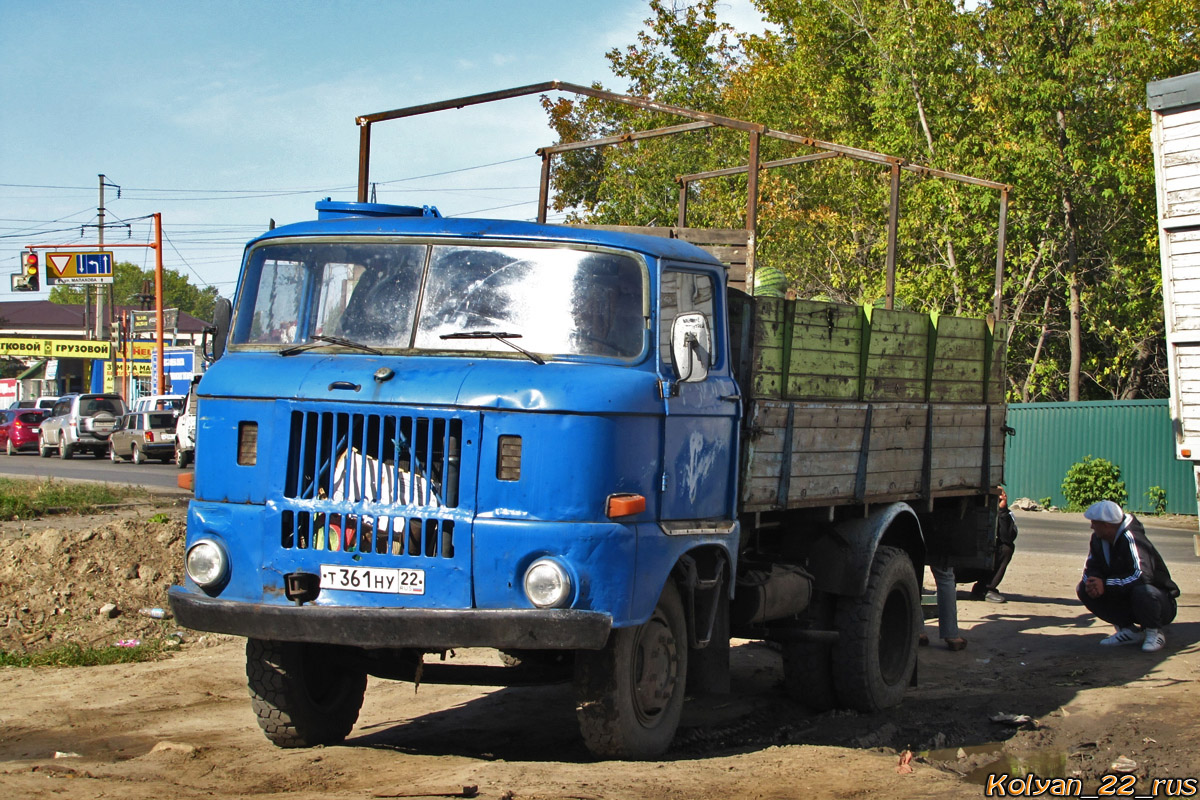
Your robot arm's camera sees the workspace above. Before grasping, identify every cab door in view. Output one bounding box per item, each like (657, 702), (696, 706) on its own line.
(657, 267), (740, 521)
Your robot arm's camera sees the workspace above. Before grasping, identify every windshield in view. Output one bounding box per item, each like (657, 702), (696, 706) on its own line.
(231, 240), (647, 359)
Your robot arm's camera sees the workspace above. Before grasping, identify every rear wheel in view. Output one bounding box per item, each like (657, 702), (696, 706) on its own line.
(830, 545), (921, 712)
(246, 639), (367, 748)
(58, 439), (73, 459)
(574, 580), (687, 760)
(132, 444), (144, 465)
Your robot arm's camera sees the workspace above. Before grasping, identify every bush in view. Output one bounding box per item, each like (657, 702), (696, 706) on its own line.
(1146, 486), (1167, 516)
(1061, 456), (1127, 512)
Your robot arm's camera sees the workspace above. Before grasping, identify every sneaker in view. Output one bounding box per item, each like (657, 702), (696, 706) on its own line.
(1142, 629), (1165, 653)
(1099, 627), (1143, 646)
(985, 590), (1006, 603)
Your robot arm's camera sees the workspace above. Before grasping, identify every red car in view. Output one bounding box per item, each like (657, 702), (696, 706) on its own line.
(0, 408), (49, 455)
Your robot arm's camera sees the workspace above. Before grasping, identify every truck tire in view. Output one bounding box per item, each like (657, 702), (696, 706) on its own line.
(574, 580), (687, 760)
(246, 638), (366, 748)
(830, 545), (920, 712)
(58, 439), (74, 460)
(781, 593), (837, 712)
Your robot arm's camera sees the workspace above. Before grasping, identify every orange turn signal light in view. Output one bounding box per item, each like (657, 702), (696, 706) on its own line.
(606, 493), (646, 518)
(1182, 449), (1192, 458)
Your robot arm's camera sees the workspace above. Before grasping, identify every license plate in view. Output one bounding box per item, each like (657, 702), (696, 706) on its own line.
(319, 564), (425, 595)
(163, 432), (176, 441)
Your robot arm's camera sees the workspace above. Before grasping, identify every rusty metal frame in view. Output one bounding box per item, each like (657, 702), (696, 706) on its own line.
(355, 80), (1011, 314)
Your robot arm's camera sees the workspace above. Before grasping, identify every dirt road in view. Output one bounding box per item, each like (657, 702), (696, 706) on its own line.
(1, 508), (1197, 799)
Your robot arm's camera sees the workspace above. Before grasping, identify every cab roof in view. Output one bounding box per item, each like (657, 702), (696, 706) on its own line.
(249, 200), (725, 267)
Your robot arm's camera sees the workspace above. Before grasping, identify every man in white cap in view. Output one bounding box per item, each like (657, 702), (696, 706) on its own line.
(1077, 499), (1180, 652)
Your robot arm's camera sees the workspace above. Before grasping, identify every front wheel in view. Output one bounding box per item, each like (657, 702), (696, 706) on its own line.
(5, 438), (13, 456)
(38, 434), (52, 458)
(246, 639), (367, 748)
(830, 545), (921, 712)
(574, 580), (687, 760)
(110, 444), (122, 463)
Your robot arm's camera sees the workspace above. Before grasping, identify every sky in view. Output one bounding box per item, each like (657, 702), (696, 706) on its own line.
(0, 1), (769, 302)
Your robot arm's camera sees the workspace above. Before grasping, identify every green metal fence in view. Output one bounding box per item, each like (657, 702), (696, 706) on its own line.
(1003, 400), (1198, 515)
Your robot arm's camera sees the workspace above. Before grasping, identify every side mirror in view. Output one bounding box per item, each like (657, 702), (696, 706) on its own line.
(671, 312), (711, 383)
(205, 298), (232, 362)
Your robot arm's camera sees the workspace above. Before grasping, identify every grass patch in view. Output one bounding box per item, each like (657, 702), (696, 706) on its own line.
(0, 477), (139, 519)
(0, 638), (176, 668)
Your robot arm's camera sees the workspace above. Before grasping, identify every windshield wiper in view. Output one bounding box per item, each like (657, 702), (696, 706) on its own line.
(439, 330), (545, 365)
(280, 334), (383, 357)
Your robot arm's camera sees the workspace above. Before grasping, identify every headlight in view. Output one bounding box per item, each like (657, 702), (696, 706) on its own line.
(523, 558), (572, 608)
(186, 539), (228, 588)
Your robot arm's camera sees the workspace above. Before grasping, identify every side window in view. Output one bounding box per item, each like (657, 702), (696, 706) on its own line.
(659, 270), (716, 370)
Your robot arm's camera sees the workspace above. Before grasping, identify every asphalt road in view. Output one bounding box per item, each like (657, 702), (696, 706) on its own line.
(0, 449), (190, 494)
(1011, 508), (1198, 565)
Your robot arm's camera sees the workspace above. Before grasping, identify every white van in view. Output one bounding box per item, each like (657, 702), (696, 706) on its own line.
(133, 394), (185, 414)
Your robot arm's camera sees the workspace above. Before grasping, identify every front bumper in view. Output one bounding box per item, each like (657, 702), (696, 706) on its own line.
(168, 586), (613, 650)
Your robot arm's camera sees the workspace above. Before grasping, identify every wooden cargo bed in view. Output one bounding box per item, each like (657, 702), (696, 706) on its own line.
(732, 296), (1006, 513)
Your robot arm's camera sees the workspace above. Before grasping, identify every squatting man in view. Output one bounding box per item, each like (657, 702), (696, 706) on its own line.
(1076, 500), (1180, 653)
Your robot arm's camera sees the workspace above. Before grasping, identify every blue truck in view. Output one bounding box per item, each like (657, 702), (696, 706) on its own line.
(170, 84), (1009, 759)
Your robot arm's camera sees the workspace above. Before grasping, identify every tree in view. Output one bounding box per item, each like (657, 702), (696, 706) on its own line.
(543, 0), (1200, 401)
(48, 261), (220, 323)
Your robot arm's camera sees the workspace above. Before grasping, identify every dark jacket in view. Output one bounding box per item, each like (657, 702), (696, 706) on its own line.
(1083, 514), (1180, 598)
(998, 510), (1018, 545)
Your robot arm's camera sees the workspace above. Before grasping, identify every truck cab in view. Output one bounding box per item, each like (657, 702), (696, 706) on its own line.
(170, 200), (742, 756)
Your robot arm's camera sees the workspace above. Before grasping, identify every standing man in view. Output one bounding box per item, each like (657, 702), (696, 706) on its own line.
(1076, 500), (1180, 653)
(972, 486), (1017, 603)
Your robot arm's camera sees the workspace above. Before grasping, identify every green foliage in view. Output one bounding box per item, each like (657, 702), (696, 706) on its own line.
(543, 0), (1200, 401)
(1039, 497), (1053, 509)
(149, 512), (170, 524)
(1061, 456), (1128, 512)
(0, 639), (173, 668)
(1145, 485), (1167, 516)
(48, 260), (220, 322)
(0, 478), (136, 519)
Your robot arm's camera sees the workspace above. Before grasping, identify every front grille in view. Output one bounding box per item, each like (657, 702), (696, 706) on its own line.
(280, 410), (463, 559)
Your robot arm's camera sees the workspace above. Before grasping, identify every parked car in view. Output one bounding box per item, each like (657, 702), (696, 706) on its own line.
(109, 411), (178, 464)
(133, 394), (185, 414)
(35, 396), (59, 410)
(38, 393), (126, 459)
(0, 408), (48, 455)
(174, 378), (201, 468)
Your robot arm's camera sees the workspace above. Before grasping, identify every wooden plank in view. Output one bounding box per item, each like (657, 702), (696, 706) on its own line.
(1161, 107), (1200, 129)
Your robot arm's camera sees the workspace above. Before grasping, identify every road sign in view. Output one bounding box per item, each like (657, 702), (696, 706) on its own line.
(132, 308), (179, 332)
(45, 251), (114, 285)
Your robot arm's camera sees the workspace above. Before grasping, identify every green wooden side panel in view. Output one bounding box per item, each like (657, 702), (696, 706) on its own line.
(862, 308), (929, 402)
(742, 296), (1006, 406)
(786, 299), (863, 400)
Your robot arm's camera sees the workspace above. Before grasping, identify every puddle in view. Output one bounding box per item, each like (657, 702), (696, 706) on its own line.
(922, 744), (1070, 785)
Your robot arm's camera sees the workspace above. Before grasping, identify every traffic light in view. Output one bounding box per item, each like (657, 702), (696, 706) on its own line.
(14, 252), (40, 291)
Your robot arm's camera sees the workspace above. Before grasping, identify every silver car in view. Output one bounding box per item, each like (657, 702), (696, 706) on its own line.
(38, 393), (126, 459)
(109, 411), (178, 464)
